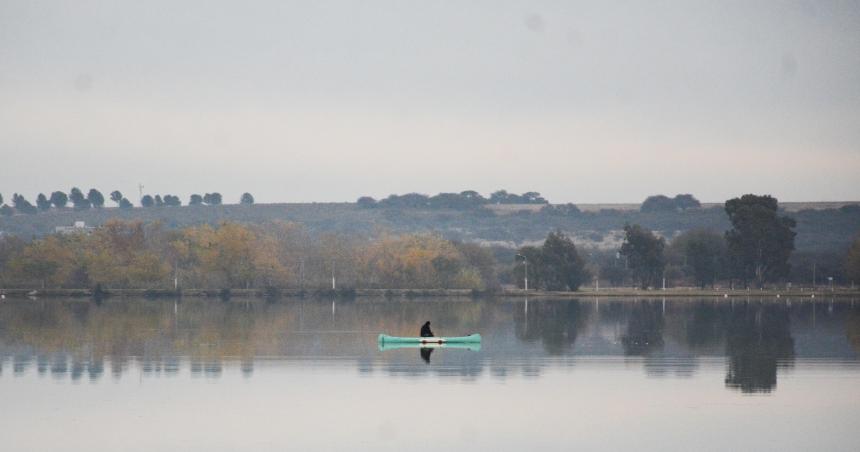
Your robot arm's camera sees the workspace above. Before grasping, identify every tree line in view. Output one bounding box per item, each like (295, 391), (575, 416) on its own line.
(357, 189), (550, 210)
(0, 193), (856, 291)
(0, 189), (256, 216)
(0, 220), (498, 291)
(513, 194), (858, 290)
(640, 194), (702, 212)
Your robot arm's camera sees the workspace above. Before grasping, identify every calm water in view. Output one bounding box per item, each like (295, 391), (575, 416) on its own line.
(1, 296), (859, 451)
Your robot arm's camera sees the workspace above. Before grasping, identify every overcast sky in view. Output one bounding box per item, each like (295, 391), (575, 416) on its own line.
(1, 0), (858, 204)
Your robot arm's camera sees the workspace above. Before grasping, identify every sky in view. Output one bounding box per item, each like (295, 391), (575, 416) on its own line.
(1, 0), (859, 204)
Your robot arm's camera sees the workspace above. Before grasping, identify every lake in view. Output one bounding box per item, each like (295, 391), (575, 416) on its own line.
(1, 296), (859, 451)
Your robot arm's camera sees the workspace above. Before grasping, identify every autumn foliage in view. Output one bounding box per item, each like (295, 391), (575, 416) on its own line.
(0, 220), (496, 290)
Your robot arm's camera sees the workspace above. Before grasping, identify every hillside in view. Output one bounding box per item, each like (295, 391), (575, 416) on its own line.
(1, 202), (858, 253)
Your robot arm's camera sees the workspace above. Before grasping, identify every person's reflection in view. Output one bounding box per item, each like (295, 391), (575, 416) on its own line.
(420, 347), (433, 364)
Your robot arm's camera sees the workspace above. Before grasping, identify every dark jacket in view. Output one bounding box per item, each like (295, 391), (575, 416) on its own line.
(420, 322), (434, 337)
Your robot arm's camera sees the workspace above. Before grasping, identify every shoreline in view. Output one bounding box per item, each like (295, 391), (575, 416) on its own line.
(1, 287), (857, 300)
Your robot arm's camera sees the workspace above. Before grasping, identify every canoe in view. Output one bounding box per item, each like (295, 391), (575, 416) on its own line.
(377, 333), (481, 345)
(378, 341), (481, 352)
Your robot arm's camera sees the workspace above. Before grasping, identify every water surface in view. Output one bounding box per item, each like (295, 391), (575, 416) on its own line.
(1, 297), (859, 451)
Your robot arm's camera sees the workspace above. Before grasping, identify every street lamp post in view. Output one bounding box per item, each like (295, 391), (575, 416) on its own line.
(515, 254), (528, 291)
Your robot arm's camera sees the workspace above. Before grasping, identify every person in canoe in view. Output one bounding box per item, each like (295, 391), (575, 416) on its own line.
(420, 321), (434, 338)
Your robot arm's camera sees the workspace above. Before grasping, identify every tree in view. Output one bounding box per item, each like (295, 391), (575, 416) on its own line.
(36, 193), (52, 211)
(0, 205), (13, 216)
(69, 187), (90, 209)
(10, 236), (73, 288)
(452, 241), (498, 289)
(356, 196), (376, 208)
(12, 194), (37, 214)
(521, 191), (548, 204)
(154, 195), (164, 207)
(674, 194), (701, 210)
(845, 236), (860, 285)
(489, 190), (547, 204)
(724, 195), (796, 287)
(0, 193), (3, 205)
(203, 192), (222, 205)
(119, 198), (133, 209)
(50, 191), (68, 209)
(378, 193), (428, 208)
(641, 195), (676, 212)
(140, 195), (155, 208)
(240, 193), (255, 205)
(490, 190), (511, 204)
(163, 195), (181, 206)
(189, 194), (203, 205)
(110, 190), (123, 206)
(672, 229), (726, 288)
(539, 230), (588, 291)
(620, 224), (666, 289)
(87, 189), (105, 208)
(459, 190), (485, 202)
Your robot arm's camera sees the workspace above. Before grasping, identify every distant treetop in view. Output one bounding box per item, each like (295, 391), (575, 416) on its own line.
(87, 188), (105, 208)
(360, 190), (549, 209)
(203, 193), (222, 205)
(641, 194), (701, 212)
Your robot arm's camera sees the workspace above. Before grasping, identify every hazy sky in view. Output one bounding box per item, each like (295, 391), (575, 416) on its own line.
(1, 0), (858, 204)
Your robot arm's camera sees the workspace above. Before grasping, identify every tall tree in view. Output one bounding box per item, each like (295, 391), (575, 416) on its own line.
(240, 193), (255, 205)
(672, 229), (726, 288)
(87, 188), (105, 208)
(539, 230), (589, 291)
(110, 190), (123, 206)
(140, 195), (155, 208)
(9, 236), (73, 288)
(12, 194), (37, 214)
(356, 196), (376, 208)
(724, 195), (796, 287)
(69, 187), (89, 209)
(119, 198), (134, 209)
(50, 191), (68, 209)
(36, 193), (52, 211)
(674, 194), (701, 210)
(620, 224), (666, 289)
(154, 195), (164, 207)
(189, 194), (203, 205)
(163, 195), (181, 206)
(641, 195), (677, 212)
(203, 192), (222, 205)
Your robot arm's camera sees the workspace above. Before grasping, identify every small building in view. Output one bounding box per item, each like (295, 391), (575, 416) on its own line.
(55, 221), (95, 235)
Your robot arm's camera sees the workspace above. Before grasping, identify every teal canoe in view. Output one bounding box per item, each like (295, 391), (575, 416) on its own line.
(377, 333), (481, 345)
(378, 341), (481, 352)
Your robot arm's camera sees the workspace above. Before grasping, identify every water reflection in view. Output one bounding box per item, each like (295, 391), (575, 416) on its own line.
(621, 301), (664, 356)
(420, 348), (433, 364)
(0, 297), (858, 393)
(724, 302), (794, 393)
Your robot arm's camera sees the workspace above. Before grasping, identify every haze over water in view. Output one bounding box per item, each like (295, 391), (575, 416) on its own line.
(1, 297), (859, 451)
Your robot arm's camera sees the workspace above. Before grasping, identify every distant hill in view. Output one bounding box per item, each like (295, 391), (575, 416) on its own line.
(1, 201), (858, 253)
